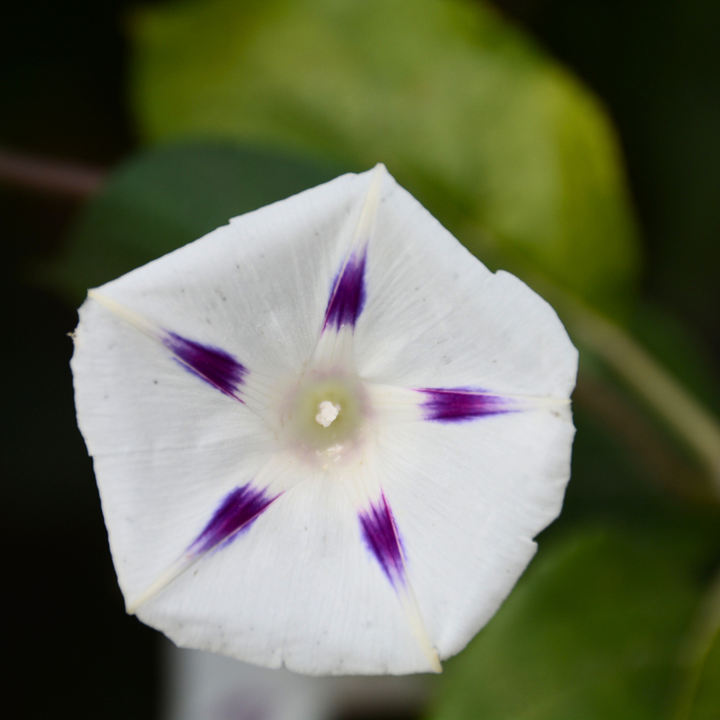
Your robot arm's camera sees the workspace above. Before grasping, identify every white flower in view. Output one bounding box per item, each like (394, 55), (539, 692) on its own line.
(71, 165), (577, 676)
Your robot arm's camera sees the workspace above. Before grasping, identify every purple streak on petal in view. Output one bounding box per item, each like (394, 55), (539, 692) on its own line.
(324, 247), (368, 331)
(419, 388), (517, 422)
(189, 484), (278, 556)
(164, 332), (247, 399)
(359, 493), (406, 589)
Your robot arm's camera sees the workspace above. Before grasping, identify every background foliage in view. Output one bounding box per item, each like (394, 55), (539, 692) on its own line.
(2, 1), (719, 718)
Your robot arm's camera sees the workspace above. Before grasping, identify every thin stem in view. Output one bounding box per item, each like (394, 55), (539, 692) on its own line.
(671, 570), (720, 720)
(573, 372), (712, 504)
(566, 303), (720, 495)
(0, 148), (105, 199)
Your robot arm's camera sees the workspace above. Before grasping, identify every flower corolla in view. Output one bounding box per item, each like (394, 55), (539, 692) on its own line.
(71, 165), (577, 675)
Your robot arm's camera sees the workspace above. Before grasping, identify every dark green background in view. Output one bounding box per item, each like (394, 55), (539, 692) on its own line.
(2, 2), (718, 718)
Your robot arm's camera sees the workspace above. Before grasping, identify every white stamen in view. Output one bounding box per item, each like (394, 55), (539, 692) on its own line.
(316, 401), (341, 427)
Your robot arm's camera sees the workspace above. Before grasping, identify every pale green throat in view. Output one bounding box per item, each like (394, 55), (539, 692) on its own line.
(289, 376), (364, 454)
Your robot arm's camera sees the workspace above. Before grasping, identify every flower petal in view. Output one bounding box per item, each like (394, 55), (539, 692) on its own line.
(358, 493), (405, 590)
(417, 388), (518, 422)
(324, 247), (369, 332)
(72, 297), (281, 603)
(135, 467), (438, 675)
(163, 331), (247, 401)
(85, 170), (380, 379)
(322, 165), (383, 332)
(370, 402), (575, 661)
(352, 174), (578, 398)
(124, 450), (310, 613)
(188, 483), (277, 557)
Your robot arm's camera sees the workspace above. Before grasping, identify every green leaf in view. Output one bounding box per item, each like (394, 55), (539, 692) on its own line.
(428, 530), (706, 720)
(670, 576), (720, 720)
(685, 628), (720, 720)
(42, 142), (347, 301)
(129, 0), (641, 318)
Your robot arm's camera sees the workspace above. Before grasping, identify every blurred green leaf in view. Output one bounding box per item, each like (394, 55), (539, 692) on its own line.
(428, 530), (707, 720)
(683, 628), (720, 720)
(42, 142), (347, 301)
(130, 0), (641, 318)
(671, 575), (720, 720)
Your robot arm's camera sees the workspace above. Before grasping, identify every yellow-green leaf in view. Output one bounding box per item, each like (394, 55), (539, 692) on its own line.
(130, 0), (641, 317)
(429, 530), (704, 720)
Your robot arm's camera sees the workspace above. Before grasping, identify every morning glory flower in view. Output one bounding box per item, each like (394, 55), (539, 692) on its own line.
(71, 165), (577, 675)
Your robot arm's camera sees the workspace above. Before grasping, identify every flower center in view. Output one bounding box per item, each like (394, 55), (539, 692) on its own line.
(284, 374), (367, 463)
(316, 400), (341, 427)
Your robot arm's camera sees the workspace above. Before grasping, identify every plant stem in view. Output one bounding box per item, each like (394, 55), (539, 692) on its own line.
(0, 148), (105, 199)
(565, 302), (720, 496)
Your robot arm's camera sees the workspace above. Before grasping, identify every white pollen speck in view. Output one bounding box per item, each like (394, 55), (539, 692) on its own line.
(316, 401), (341, 427)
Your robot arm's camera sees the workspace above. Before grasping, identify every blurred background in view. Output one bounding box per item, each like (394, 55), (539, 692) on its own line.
(2, 1), (719, 718)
